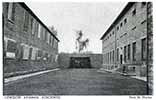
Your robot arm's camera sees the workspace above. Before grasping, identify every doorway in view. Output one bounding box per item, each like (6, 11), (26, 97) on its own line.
(69, 57), (91, 68)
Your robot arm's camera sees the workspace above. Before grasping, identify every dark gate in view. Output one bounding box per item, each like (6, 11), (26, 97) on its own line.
(69, 57), (91, 68)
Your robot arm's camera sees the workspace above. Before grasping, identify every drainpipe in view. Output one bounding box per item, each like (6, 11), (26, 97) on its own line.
(114, 24), (117, 69)
(146, 2), (150, 95)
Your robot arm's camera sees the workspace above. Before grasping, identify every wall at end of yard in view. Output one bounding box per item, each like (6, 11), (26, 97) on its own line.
(58, 53), (102, 69)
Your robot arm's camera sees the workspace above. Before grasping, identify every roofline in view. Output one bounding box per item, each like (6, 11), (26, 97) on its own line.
(18, 2), (60, 42)
(100, 2), (135, 40)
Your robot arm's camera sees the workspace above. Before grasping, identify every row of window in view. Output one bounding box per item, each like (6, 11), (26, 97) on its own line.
(4, 38), (57, 62)
(103, 38), (148, 64)
(6, 3), (58, 48)
(103, 18), (146, 44)
(103, 2), (146, 43)
(103, 50), (115, 64)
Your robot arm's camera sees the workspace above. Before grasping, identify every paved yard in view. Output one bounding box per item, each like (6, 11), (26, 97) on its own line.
(4, 69), (148, 95)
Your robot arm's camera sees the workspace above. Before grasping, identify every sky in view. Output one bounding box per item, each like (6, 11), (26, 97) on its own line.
(26, 2), (127, 53)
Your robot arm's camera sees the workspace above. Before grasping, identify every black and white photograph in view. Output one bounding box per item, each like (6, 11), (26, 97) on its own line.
(1, 0), (154, 98)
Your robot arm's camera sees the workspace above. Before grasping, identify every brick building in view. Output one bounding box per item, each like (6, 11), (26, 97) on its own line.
(3, 2), (59, 76)
(100, 2), (153, 77)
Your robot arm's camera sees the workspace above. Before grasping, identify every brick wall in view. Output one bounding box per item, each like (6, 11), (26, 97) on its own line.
(3, 3), (59, 76)
(101, 2), (153, 77)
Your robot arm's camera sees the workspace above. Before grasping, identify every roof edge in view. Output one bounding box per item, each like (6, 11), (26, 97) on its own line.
(100, 2), (135, 40)
(19, 2), (60, 42)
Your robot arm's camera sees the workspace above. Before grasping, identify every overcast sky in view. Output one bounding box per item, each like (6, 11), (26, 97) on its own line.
(26, 2), (127, 53)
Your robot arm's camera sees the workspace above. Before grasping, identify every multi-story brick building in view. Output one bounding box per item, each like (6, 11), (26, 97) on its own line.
(100, 2), (153, 77)
(3, 2), (59, 76)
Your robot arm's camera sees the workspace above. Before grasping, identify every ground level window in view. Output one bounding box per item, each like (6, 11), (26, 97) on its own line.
(132, 42), (136, 61)
(142, 38), (146, 60)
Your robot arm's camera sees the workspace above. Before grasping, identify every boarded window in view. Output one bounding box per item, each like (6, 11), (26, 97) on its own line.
(23, 45), (30, 60)
(7, 40), (17, 53)
(28, 48), (33, 60)
(6, 40), (17, 58)
(31, 48), (37, 60)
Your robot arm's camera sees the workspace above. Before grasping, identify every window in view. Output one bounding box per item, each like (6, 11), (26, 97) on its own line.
(132, 26), (136, 30)
(44, 30), (47, 41)
(141, 2), (146, 7)
(8, 3), (15, 21)
(124, 46), (127, 62)
(142, 38), (146, 60)
(132, 42), (136, 61)
(132, 9), (136, 16)
(23, 11), (29, 31)
(31, 48), (37, 60)
(124, 18), (127, 24)
(31, 19), (35, 35)
(38, 50), (42, 57)
(128, 44), (131, 60)
(52, 37), (54, 47)
(35, 23), (39, 36)
(117, 26), (119, 30)
(112, 31), (114, 35)
(141, 20), (146, 24)
(30, 18), (33, 33)
(38, 24), (41, 38)
(7, 40), (17, 53)
(117, 48), (119, 61)
(28, 48), (33, 59)
(23, 45), (30, 60)
(120, 22), (123, 27)
(47, 33), (50, 44)
(112, 50), (114, 63)
(49, 35), (51, 44)
(42, 28), (45, 40)
(110, 51), (112, 63)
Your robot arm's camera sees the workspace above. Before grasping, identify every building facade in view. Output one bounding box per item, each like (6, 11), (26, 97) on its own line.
(100, 2), (153, 77)
(3, 2), (59, 75)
